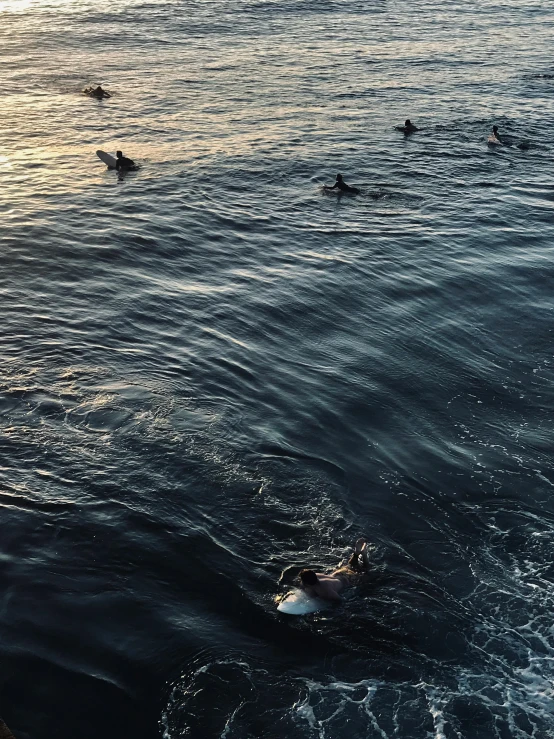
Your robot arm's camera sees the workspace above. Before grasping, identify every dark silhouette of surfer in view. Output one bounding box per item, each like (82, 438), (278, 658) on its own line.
(491, 125), (503, 143)
(84, 85), (111, 99)
(396, 119), (418, 134)
(324, 173), (360, 195)
(115, 151), (137, 172)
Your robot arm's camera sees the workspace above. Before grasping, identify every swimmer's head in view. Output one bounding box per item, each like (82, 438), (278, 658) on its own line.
(300, 569), (318, 586)
(492, 125), (498, 133)
(405, 119), (411, 127)
(116, 150), (123, 158)
(336, 174), (343, 182)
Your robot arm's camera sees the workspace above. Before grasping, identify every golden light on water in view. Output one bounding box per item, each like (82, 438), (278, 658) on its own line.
(0, 154), (13, 171)
(0, 0), (41, 10)
(0, 0), (78, 10)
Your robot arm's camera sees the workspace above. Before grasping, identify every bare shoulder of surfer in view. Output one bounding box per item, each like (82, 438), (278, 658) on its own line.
(324, 173), (360, 195)
(299, 538), (370, 602)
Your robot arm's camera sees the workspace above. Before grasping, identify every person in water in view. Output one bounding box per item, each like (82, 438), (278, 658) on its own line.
(115, 150), (137, 171)
(324, 173), (360, 195)
(84, 85), (111, 99)
(396, 119), (418, 134)
(491, 125), (503, 143)
(299, 538), (370, 603)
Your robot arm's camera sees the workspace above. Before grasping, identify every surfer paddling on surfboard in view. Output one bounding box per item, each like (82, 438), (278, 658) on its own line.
(299, 538), (370, 603)
(324, 173), (360, 195)
(83, 85), (111, 99)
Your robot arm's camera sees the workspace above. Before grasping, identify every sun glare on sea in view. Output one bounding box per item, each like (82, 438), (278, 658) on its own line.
(0, 0), (35, 9)
(0, 0), (78, 11)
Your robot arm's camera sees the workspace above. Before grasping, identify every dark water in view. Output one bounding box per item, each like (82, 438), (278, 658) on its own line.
(1, 0), (554, 737)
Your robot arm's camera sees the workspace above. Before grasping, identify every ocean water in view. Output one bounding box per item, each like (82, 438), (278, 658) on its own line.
(1, 0), (554, 737)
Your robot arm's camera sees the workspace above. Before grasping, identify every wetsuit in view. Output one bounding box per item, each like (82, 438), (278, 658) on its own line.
(116, 156), (136, 171)
(85, 87), (110, 98)
(334, 180), (359, 194)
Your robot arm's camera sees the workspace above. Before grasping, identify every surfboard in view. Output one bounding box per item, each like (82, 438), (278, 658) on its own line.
(487, 136), (502, 146)
(96, 150), (117, 168)
(277, 588), (325, 615)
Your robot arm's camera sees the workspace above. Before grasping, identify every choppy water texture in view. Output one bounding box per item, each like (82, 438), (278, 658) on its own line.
(1, 0), (554, 737)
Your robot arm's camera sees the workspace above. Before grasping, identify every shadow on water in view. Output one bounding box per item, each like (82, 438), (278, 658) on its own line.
(0, 654), (159, 739)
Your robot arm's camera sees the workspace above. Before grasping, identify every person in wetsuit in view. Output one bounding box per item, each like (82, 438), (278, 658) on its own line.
(491, 125), (503, 143)
(84, 85), (111, 99)
(324, 173), (360, 195)
(115, 150), (137, 171)
(299, 538), (370, 603)
(396, 119), (418, 134)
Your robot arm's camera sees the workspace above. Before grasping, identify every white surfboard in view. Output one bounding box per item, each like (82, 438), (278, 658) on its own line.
(487, 136), (502, 146)
(277, 588), (325, 615)
(96, 150), (117, 168)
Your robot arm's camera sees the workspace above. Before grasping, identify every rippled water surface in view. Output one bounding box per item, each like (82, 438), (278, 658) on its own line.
(1, 0), (554, 737)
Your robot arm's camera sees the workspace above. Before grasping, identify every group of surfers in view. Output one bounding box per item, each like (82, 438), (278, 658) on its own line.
(80, 87), (509, 608)
(324, 121), (511, 194)
(83, 87), (138, 171)
(81, 82), (374, 605)
(293, 117), (512, 602)
(84, 87), (508, 183)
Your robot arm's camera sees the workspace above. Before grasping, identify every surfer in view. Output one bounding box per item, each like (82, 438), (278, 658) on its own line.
(115, 150), (137, 172)
(491, 125), (503, 143)
(84, 85), (111, 99)
(324, 173), (360, 195)
(299, 538), (370, 603)
(396, 119), (418, 134)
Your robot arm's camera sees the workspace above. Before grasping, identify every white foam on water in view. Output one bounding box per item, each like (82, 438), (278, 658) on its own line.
(293, 678), (385, 739)
(289, 532), (554, 738)
(421, 685), (449, 739)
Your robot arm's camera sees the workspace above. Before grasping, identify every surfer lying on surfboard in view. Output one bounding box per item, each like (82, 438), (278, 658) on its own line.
(324, 173), (360, 195)
(299, 538), (370, 603)
(83, 85), (111, 99)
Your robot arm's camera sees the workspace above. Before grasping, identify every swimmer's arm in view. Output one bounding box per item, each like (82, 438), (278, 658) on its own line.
(324, 183), (338, 190)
